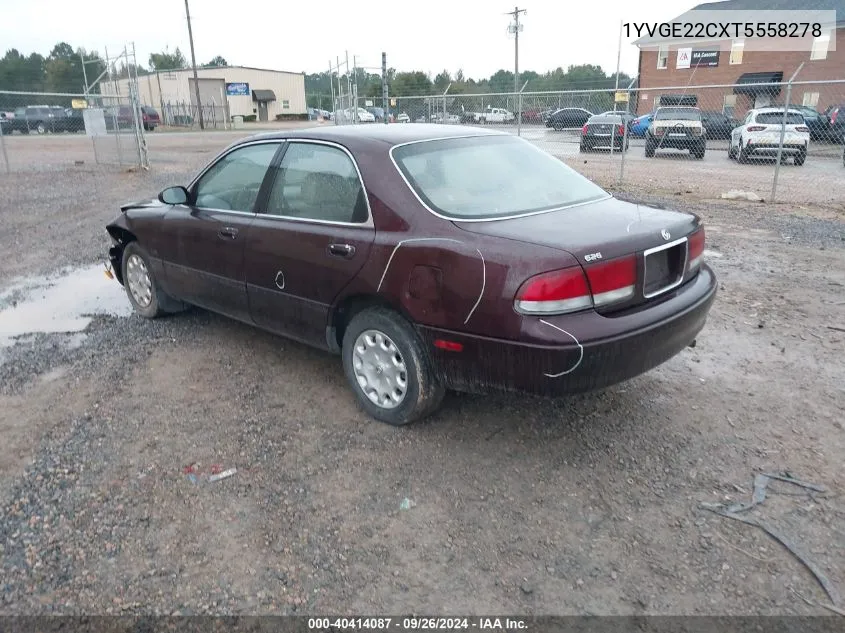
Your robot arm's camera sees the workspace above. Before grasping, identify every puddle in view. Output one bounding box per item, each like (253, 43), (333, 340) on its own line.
(0, 264), (132, 348)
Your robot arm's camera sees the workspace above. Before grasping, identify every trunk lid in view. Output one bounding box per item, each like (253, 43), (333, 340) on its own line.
(453, 196), (698, 263)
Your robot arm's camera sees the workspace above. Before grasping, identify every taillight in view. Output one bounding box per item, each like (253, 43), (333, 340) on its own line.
(514, 267), (592, 315)
(688, 227), (705, 271)
(617, 125), (625, 136)
(514, 255), (637, 315)
(796, 125), (809, 133)
(584, 255), (637, 307)
(747, 125), (766, 132)
(831, 110), (838, 124)
(581, 124), (588, 135)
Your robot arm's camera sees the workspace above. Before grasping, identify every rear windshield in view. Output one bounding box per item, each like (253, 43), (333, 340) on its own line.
(392, 135), (609, 220)
(655, 108), (701, 120)
(142, 107), (159, 115)
(756, 112), (804, 124)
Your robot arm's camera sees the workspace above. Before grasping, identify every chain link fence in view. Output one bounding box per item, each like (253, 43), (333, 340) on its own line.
(332, 78), (845, 207)
(0, 90), (148, 173)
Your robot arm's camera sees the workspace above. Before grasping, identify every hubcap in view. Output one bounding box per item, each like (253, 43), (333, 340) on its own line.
(126, 254), (153, 308)
(352, 329), (408, 409)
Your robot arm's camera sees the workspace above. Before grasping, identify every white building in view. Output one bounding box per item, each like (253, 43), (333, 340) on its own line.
(101, 65), (306, 124)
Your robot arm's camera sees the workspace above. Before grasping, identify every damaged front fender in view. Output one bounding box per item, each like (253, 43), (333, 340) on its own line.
(105, 214), (134, 285)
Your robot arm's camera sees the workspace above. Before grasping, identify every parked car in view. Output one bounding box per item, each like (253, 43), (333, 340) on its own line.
(462, 107), (515, 124)
(824, 103), (845, 143)
(728, 107), (810, 165)
(645, 107), (706, 159)
(784, 105), (829, 142)
(518, 108), (545, 123)
(62, 108), (86, 133)
(629, 111), (655, 137)
(545, 107), (593, 130)
(396, 112), (410, 123)
(6, 105), (65, 134)
(105, 124), (716, 425)
(699, 111), (739, 140)
(580, 114), (629, 152)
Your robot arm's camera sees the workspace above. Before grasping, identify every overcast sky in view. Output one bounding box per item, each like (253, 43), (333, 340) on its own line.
(1, 0), (700, 80)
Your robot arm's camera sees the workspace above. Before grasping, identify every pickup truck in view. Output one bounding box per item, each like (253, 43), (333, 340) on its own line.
(460, 106), (515, 124)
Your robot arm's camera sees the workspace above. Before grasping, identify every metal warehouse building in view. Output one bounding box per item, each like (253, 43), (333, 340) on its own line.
(101, 65), (306, 124)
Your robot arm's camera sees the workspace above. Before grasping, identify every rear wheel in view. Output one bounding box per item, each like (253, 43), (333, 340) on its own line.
(342, 307), (445, 426)
(738, 142), (750, 164)
(728, 143), (737, 160)
(645, 140), (656, 157)
(36, 122), (46, 134)
(794, 151), (806, 166)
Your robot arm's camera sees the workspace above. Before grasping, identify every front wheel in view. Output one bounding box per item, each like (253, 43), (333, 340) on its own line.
(121, 242), (185, 318)
(342, 308), (445, 426)
(36, 122), (46, 134)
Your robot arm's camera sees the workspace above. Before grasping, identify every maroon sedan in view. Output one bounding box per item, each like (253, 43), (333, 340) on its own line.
(105, 124), (716, 425)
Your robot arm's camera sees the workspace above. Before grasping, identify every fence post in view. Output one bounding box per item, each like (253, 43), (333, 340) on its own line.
(0, 118), (9, 174)
(618, 77), (638, 187)
(771, 63), (804, 203)
(517, 80), (528, 137)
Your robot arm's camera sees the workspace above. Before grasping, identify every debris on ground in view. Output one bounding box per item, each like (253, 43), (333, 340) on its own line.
(208, 468), (237, 483)
(700, 472), (839, 607)
(399, 498), (416, 510)
(721, 190), (764, 202)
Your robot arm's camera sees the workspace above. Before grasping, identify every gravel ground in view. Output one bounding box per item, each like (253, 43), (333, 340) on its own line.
(0, 133), (844, 616)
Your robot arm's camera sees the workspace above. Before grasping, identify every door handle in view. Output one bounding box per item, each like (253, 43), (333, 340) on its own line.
(218, 226), (239, 240)
(328, 243), (356, 258)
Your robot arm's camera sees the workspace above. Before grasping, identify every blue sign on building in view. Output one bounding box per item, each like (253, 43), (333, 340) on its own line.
(226, 82), (250, 96)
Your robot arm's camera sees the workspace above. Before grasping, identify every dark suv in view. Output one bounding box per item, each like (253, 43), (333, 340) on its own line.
(824, 104), (845, 144)
(7, 106), (66, 134)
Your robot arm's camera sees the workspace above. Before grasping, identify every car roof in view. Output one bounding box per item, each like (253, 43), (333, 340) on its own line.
(753, 107), (804, 114)
(245, 123), (508, 147)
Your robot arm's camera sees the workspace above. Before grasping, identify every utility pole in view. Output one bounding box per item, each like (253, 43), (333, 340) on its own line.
(507, 6), (526, 125)
(184, 0), (204, 129)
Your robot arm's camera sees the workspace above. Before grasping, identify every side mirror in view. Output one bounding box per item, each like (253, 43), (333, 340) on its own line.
(158, 186), (189, 205)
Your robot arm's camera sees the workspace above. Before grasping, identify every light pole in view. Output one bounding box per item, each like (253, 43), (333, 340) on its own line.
(507, 6), (526, 125)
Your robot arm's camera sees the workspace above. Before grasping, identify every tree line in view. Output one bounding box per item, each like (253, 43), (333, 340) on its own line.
(0, 42), (229, 95)
(1, 41), (632, 107)
(305, 66), (633, 109)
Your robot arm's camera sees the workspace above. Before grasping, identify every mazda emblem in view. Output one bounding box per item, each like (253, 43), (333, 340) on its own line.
(661, 229), (671, 241)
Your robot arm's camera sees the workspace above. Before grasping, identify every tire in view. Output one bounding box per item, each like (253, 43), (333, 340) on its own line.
(738, 142), (750, 164)
(579, 143), (587, 152)
(645, 140), (656, 157)
(121, 242), (184, 318)
(342, 307), (445, 426)
(36, 122), (46, 134)
(794, 151), (806, 166)
(728, 143), (737, 160)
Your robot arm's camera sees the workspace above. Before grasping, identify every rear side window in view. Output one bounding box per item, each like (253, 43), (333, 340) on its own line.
(265, 142), (367, 223)
(756, 112), (804, 124)
(392, 135), (608, 220)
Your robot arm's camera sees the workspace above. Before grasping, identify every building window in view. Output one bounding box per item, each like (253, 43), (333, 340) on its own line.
(657, 46), (668, 69)
(802, 92), (820, 107)
(282, 100), (290, 109)
(811, 33), (830, 60)
(723, 94), (737, 116)
(729, 40), (744, 65)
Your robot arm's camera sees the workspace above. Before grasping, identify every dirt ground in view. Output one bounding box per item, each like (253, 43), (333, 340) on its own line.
(0, 130), (844, 616)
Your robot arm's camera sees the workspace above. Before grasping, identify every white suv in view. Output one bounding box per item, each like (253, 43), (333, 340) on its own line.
(729, 107), (810, 165)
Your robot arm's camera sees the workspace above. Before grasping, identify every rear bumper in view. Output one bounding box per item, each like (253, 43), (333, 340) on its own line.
(582, 135), (626, 149)
(746, 142), (806, 155)
(419, 264), (717, 397)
